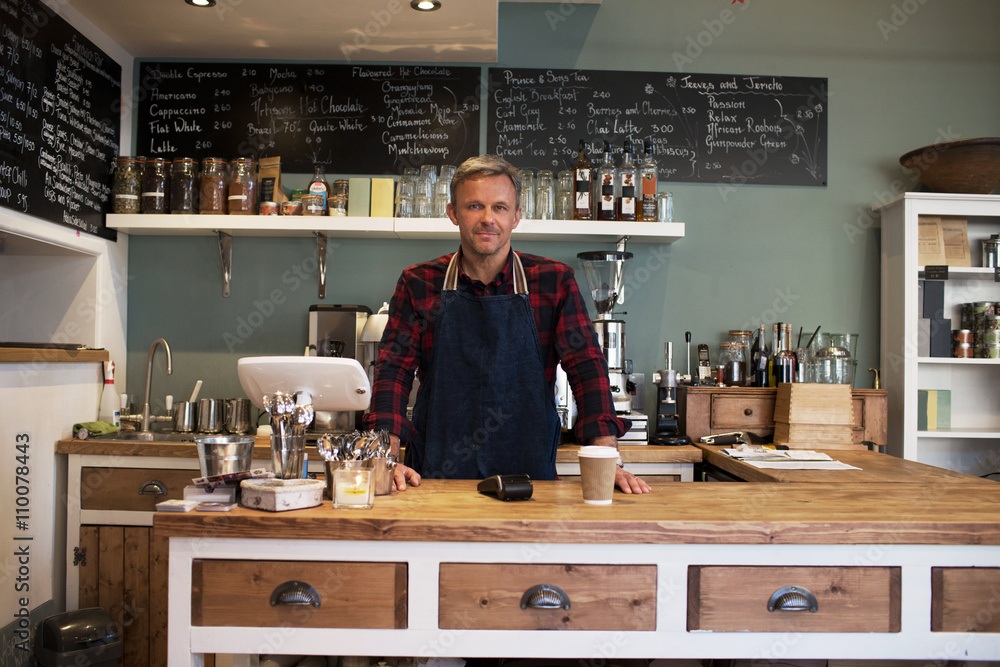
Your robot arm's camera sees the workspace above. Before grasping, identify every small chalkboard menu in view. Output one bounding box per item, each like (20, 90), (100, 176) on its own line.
(0, 0), (121, 239)
(136, 63), (481, 175)
(488, 68), (827, 187)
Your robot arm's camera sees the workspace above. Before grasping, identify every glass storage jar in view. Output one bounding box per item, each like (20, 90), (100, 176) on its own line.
(330, 179), (349, 216)
(111, 157), (142, 214)
(141, 157), (170, 214)
(170, 157), (198, 214)
(721, 340), (748, 387)
(227, 158), (257, 215)
(727, 330), (752, 387)
(199, 158), (228, 214)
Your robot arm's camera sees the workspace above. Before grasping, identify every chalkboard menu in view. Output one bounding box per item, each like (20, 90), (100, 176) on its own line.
(0, 0), (121, 239)
(136, 63), (481, 175)
(488, 68), (827, 187)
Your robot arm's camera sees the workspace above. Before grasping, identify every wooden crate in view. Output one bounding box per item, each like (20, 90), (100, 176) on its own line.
(774, 383), (853, 425)
(773, 421), (860, 449)
(773, 383), (861, 449)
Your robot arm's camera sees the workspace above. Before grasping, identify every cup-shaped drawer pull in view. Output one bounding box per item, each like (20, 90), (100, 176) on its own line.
(138, 480), (167, 495)
(767, 585), (818, 613)
(520, 584), (571, 611)
(270, 581), (322, 608)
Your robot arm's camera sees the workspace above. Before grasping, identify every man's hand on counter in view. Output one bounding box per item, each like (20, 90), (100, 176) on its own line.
(392, 462), (421, 490)
(590, 435), (652, 495)
(387, 433), (421, 491)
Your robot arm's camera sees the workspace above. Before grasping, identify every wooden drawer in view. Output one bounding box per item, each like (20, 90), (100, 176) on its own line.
(80, 467), (194, 511)
(932, 567), (1000, 632)
(439, 563), (656, 631)
(192, 560), (407, 629)
(688, 566), (901, 632)
(710, 394), (774, 430)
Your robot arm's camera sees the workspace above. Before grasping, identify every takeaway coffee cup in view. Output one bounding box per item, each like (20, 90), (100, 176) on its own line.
(578, 446), (619, 505)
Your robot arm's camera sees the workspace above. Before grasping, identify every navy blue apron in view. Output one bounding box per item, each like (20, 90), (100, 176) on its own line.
(408, 252), (562, 480)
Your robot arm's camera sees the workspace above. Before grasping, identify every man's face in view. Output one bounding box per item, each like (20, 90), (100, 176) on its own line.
(447, 174), (521, 261)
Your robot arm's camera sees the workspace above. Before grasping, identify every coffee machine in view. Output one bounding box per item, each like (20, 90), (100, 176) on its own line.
(576, 249), (634, 415)
(308, 304), (372, 431)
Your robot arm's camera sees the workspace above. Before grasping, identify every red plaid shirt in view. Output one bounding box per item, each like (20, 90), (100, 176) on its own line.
(362, 249), (628, 445)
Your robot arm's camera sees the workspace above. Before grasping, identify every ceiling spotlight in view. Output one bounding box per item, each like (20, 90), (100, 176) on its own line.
(410, 0), (441, 11)
(185, 0), (216, 7)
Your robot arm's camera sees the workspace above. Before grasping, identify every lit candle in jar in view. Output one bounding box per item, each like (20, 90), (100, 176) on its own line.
(334, 467), (372, 508)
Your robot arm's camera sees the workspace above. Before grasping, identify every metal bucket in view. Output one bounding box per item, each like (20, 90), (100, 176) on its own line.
(194, 436), (254, 477)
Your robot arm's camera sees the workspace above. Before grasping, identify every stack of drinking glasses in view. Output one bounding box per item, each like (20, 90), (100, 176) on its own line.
(395, 164), (457, 218)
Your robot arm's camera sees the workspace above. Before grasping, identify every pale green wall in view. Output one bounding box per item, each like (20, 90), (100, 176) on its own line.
(125, 0), (1000, 416)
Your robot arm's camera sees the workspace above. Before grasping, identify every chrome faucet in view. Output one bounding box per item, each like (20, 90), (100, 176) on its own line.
(122, 338), (173, 432)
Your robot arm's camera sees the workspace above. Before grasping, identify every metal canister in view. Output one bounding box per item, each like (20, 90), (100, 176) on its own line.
(983, 330), (1000, 346)
(961, 302), (976, 330)
(953, 343), (974, 358)
(976, 344), (1000, 359)
(986, 315), (1000, 331)
(953, 329), (974, 345)
(259, 201), (279, 216)
(280, 200), (302, 216)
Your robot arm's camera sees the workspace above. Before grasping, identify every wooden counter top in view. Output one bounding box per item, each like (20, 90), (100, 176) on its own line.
(155, 476), (1000, 546)
(695, 443), (988, 484)
(57, 438), (702, 464)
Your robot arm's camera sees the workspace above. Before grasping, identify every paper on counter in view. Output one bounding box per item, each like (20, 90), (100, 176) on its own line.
(721, 447), (834, 461)
(743, 460), (862, 471)
(721, 446), (861, 470)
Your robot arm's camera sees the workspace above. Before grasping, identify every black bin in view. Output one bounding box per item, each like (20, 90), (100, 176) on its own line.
(34, 608), (122, 667)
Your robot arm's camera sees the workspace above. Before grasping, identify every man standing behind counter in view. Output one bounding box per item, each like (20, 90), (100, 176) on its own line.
(363, 154), (650, 495)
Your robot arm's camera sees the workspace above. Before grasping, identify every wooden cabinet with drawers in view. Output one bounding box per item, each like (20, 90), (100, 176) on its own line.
(59, 444), (209, 667)
(678, 386), (888, 448)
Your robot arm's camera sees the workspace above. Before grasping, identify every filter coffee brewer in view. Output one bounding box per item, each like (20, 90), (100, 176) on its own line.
(576, 249), (634, 416)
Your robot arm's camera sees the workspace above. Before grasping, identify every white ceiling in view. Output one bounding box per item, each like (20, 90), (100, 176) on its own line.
(67, 0), (600, 63)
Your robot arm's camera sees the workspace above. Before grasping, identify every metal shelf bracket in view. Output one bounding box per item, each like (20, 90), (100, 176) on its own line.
(216, 231), (232, 298)
(315, 231), (327, 299)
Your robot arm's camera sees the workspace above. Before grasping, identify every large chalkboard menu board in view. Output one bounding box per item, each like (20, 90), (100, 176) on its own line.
(488, 68), (827, 187)
(0, 0), (121, 239)
(136, 63), (481, 175)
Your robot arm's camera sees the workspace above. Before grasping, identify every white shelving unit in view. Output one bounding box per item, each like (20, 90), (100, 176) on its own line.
(106, 213), (685, 243)
(876, 192), (1000, 475)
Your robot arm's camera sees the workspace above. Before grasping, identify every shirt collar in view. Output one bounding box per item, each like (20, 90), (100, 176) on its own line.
(455, 248), (514, 288)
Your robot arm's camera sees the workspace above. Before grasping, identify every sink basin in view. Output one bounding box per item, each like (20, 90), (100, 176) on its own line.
(237, 356), (371, 412)
(90, 431), (200, 443)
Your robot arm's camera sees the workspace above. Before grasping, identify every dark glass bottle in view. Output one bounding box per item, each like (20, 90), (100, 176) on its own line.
(617, 139), (638, 221)
(773, 323), (798, 384)
(573, 140), (593, 221)
(596, 141), (617, 221)
(751, 323), (770, 388)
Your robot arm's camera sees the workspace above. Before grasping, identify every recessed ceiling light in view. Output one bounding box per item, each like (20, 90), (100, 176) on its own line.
(185, 0), (216, 7)
(410, 0), (441, 11)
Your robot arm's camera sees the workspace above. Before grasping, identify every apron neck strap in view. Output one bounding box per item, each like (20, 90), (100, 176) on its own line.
(444, 251), (529, 295)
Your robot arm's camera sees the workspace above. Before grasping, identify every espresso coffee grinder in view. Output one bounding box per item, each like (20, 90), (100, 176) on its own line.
(577, 248), (634, 415)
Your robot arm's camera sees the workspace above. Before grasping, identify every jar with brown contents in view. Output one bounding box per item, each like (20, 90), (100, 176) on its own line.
(141, 157), (170, 214)
(200, 158), (228, 214)
(228, 157), (257, 215)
